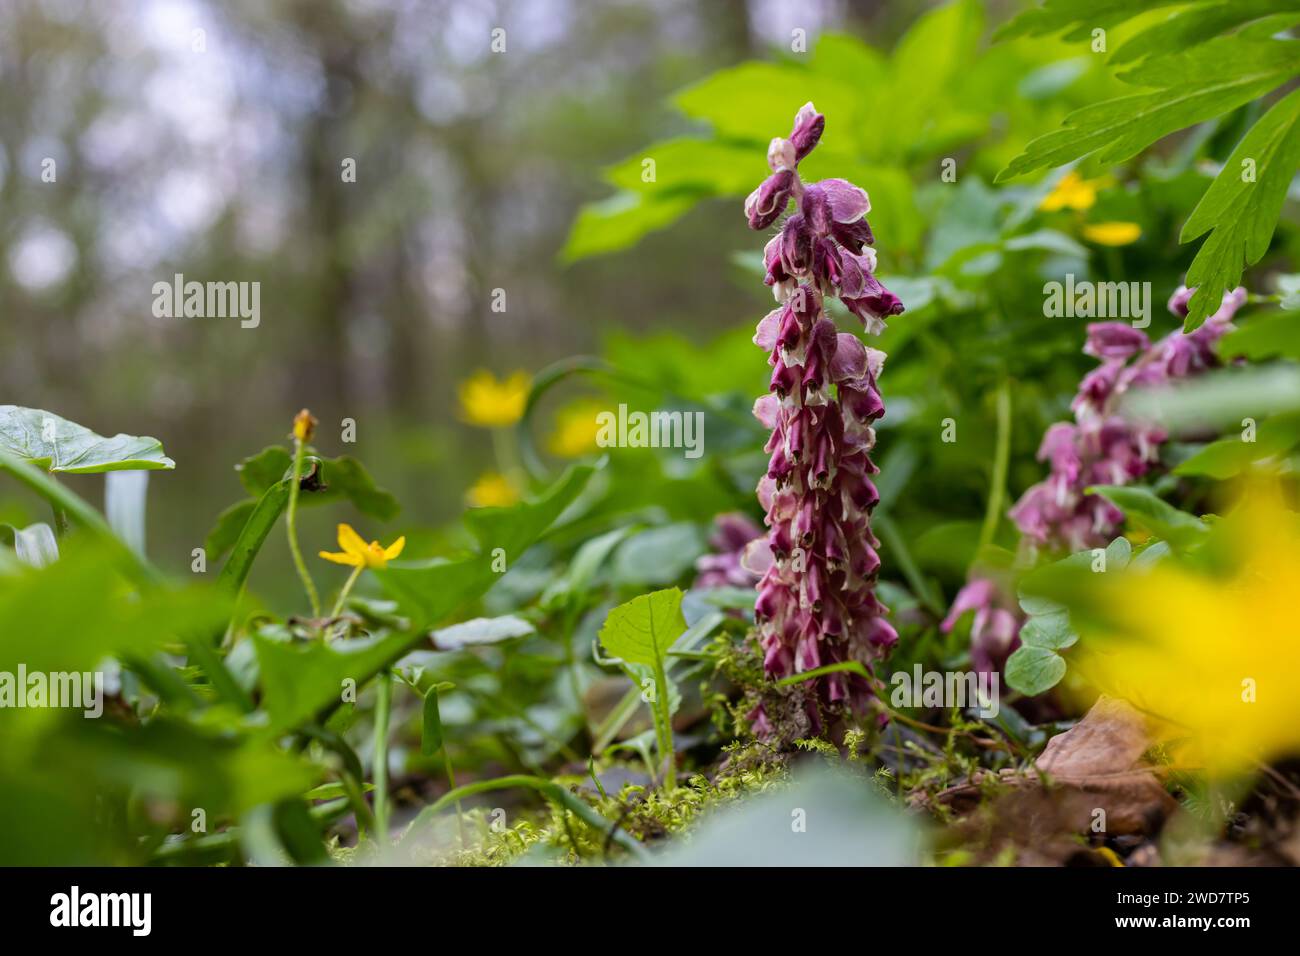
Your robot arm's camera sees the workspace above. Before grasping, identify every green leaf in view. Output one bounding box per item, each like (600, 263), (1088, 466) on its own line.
(421, 687), (445, 757)
(0, 405), (174, 473)
(1111, 0), (1300, 66)
(463, 463), (595, 557)
(236, 446), (399, 520)
(1181, 87), (1300, 330)
(1004, 645), (1068, 696)
(598, 587), (687, 668)
(1173, 415), (1300, 478)
(995, 0), (1182, 43)
(1018, 608), (1077, 650)
(1220, 310), (1300, 360)
(217, 479), (293, 594)
(378, 464), (597, 629)
(562, 191), (698, 261)
(205, 499), (257, 562)
(611, 522), (706, 587)
(431, 614), (535, 651)
(1087, 484), (1210, 550)
(997, 37), (1300, 183)
(252, 630), (415, 735)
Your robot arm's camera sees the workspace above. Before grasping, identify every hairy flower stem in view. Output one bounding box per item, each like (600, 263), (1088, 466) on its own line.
(286, 437), (321, 617)
(372, 670), (392, 845)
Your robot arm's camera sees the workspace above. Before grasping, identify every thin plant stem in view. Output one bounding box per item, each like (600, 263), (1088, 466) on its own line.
(286, 438), (321, 616)
(977, 379), (1013, 556)
(372, 670), (392, 845)
(329, 564), (364, 619)
(652, 655), (676, 791)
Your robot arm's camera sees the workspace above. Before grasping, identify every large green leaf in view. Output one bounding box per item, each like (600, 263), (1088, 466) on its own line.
(0, 405), (174, 473)
(1173, 414), (1300, 479)
(598, 587), (687, 668)
(997, 37), (1299, 182)
(1180, 87), (1300, 330)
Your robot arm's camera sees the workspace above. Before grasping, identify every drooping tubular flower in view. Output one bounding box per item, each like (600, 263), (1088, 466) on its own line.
(946, 284), (1248, 674)
(741, 103), (904, 734)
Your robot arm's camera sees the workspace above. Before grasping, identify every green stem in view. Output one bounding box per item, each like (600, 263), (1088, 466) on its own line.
(652, 656), (676, 791)
(977, 379), (1013, 557)
(330, 564), (364, 618)
(286, 439), (321, 616)
(372, 670), (392, 845)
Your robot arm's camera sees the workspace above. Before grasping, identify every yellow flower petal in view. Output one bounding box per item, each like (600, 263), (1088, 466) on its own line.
(1081, 221), (1141, 246)
(319, 550), (363, 566)
(467, 472), (520, 508)
(458, 369), (530, 428)
(382, 536), (406, 561)
(1039, 170), (1098, 212)
(548, 401), (604, 458)
(336, 523), (368, 559)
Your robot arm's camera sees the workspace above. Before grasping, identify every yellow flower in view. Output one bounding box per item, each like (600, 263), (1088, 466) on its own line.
(548, 401), (604, 458)
(319, 523), (405, 569)
(1039, 170), (1103, 212)
(1081, 221), (1141, 246)
(1067, 491), (1300, 775)
(292, 408), (317, 443)
(458, 370), (530, 428)
(467, 472), (519, 508)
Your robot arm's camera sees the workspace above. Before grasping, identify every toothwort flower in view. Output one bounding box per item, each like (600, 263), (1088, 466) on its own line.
(742, 103), (904, 733)
(947, 285), (1248, 675)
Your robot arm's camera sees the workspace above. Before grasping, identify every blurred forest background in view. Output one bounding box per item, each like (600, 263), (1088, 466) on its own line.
(1, 0), (965, 602)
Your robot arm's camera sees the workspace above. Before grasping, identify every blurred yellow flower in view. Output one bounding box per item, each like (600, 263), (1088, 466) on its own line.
(292, 408), (317, 443)
(1072, 492), (1300, 775)
(548, 401), (604, 458)
(1039, 170), (1105, 212)
(458, 370), (530, 428)
(1081, 221), (1141, 246)
(319, 523), (405, 569)
(467, 471), (519, 508)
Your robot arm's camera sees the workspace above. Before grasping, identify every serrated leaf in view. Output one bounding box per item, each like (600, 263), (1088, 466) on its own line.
(0, 405), (174, 473)
(1004, 645), (1067, 696)
(998, 37), (1299, 183)
(1111, 0), (1300, 66)
(598, 587), (687, 669)
(1181, 87), (1300, 329)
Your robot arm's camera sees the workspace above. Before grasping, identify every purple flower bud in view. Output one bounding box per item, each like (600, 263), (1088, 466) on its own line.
(745, 169), (796, 230)
(789, 102), (824, 161)
(1084, 322), (1149, 361)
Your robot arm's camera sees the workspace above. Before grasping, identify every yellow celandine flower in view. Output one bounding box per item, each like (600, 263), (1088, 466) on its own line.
(319, 523), (405, 569)
(1069, 491), (1300, 775)
(457, 370), (530, 428)
(548, 401), (604, 458)
(1039, 170), (1107, 212)
(467, 471), (519, 508)
(1081, 221), (1141, 246)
